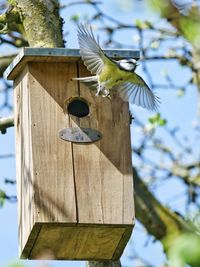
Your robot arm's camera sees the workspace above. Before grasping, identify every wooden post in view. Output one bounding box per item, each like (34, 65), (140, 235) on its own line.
(4, 48), (139, 261)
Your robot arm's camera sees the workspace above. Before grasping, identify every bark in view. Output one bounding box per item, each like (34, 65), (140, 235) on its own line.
(10, 0), (64, 47)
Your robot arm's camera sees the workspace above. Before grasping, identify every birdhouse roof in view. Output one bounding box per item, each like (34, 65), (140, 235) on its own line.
(4, 47), (140, 80)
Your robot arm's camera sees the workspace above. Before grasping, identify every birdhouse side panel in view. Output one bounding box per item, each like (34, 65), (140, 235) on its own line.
(27, 62), (78, 224)
(121, 104), (135, 225)
(14, 66), (35, 255)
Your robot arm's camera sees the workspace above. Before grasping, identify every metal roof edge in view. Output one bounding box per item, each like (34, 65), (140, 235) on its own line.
(4, 47), (140, 80)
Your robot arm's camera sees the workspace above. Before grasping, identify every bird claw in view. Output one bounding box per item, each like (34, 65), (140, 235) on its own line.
(96, 85), (110, 98)
(102, 89), (110, 98)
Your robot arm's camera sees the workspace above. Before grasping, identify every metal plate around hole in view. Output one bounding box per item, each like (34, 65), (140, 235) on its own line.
(59, 127), (102, 143)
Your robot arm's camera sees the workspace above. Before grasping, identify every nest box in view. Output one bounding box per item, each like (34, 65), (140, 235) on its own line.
(5, 48), (139, 261)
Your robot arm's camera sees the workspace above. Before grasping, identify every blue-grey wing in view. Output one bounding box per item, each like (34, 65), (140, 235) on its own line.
(115, 79), (160, 111)
(77, 24), (111, 74)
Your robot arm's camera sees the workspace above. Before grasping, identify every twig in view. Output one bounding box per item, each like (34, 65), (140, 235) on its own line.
(0, 54), (16, 77)
(0, 115), (14, 134)
(0, 154), (15, 159)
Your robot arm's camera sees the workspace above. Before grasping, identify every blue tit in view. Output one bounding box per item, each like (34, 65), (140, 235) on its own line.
(73, 24), (160, 111)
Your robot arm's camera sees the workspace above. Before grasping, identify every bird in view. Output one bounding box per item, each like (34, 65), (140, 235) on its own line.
(73, 24), (160, 111)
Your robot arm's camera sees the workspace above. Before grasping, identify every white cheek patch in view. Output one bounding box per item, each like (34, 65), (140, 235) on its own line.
(120, 62), (134, 71)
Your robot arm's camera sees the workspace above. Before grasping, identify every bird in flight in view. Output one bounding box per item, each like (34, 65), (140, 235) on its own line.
(73, 24), (160, 111)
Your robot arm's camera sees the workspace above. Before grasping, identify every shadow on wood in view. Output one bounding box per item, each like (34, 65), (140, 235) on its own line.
(6, 48), (135, 261)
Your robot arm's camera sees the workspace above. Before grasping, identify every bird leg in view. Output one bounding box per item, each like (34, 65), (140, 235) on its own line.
(96, 83), (102, 96)
(95, 82), (110, 99)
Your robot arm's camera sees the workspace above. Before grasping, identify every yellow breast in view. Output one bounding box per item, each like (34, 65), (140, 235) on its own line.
(99, 62), (132, 89)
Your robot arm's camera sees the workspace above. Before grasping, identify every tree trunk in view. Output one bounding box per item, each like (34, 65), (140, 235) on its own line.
(12, 0), (64, 47)
(133, 168), (189, 250)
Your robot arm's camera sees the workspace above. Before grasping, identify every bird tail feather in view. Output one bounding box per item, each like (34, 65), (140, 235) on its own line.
(72, 76), (98, 91)
(72, 76), (98, 82)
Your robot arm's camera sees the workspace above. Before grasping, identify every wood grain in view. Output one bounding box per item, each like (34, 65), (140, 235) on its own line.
(12, 55), (134, 260)
(30, 224), (127, 260)
(14, 62), (79, 255)
(14, 66), (34, 254)
(72, 63), (134, 225)
(28, 62), (77, 223)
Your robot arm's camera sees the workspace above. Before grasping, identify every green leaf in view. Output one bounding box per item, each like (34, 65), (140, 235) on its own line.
(0, 190), (6, 207)
(190, 175), (200, 186)
(135, 19), (152, 29)
(148, 0), (170, 17)
(149, 0), (200, 46)
(158, 118), (167, 126)
(179, 8), (200, 46)
(166, 49), (177, 57)
(176, 88), (185, 97)
(169, 233), (200, 266)
(8, 263), (25, 267)
(71, 14), (80, 22)
(149, 117), (156, 124)
(150, 40), (160, 49)
(149, 113), (167, 127)
(148, 113), (161, 124)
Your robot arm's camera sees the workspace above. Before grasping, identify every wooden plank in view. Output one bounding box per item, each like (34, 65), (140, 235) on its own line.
(14, 71), (23, 254)
(112, 226), (133, 260)
(20, 223), (42, 259)
(4, 47), (140, 80)
(29, 224), (126, 260)
(27, 62), (78, 223)
(14, 66), (35, 255)
(71, 63), (134, 225)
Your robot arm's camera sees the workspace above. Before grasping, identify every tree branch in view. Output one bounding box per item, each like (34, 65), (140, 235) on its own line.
(133, 167), (189, 250)
(0, 115), (14, 134)
(0, 4), (24, 34)
(0, 54), (16, 77)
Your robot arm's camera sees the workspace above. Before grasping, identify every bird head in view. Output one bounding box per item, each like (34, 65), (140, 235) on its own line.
(117, 58), (139, 71)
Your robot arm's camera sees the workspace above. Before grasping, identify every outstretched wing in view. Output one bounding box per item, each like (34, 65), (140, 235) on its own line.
(77, 24), (113, 74)
(77, 24), (160, 111)
(115, 72), (160, 111)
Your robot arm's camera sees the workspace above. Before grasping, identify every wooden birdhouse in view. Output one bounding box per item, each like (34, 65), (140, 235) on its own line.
(4, 48), (139, 261)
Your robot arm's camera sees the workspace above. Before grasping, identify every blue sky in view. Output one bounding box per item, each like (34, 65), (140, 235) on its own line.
(0, 0), (199, 267)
